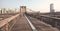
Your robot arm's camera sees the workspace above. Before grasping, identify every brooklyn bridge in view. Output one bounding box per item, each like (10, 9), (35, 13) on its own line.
(0, 6), (60, 31)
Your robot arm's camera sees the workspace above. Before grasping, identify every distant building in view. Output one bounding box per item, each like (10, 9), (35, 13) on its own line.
(0, 9), (2, 14)
(50, 3), (55, 15)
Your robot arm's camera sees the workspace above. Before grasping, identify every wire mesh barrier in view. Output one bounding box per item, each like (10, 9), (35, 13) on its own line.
(0, 14), (20, 31)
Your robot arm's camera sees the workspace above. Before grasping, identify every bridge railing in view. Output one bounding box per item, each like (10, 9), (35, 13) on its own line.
(0, 14), (20, 31)
(25, 13), (60, 29)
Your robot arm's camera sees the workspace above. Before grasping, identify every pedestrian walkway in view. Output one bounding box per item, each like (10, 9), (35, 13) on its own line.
(12, 16), (32, 31)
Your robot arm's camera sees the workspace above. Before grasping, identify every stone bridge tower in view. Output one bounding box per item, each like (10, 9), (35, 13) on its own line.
(20, 6), (26, 16)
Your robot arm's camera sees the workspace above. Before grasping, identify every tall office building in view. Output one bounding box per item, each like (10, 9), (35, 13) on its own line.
(50, 3), (55, 15)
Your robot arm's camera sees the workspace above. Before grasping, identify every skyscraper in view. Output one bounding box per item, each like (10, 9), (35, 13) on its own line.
(50, 3), (55, 15)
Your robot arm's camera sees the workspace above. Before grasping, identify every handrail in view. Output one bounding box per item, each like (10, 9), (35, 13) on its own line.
(40, 15), (60, 20)
(0, 14), (20, 28)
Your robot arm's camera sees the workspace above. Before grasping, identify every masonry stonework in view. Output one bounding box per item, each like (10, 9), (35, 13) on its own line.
(20, 6), (26, 16)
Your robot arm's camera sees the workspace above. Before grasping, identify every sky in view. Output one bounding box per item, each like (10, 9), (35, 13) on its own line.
(0, 0), (60, 13)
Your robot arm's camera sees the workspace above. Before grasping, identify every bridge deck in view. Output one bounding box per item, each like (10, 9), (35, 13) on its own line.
(11, 16), (32, 31)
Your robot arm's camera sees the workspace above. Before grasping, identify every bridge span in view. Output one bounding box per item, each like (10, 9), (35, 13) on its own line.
(0, 13), (59, 31)
(0, 6), (60, 31)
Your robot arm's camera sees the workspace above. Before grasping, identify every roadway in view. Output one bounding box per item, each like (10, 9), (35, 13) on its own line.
(27, 16), (59, 31)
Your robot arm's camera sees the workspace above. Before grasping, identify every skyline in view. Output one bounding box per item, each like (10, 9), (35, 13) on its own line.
(0, 0), (60, 13)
